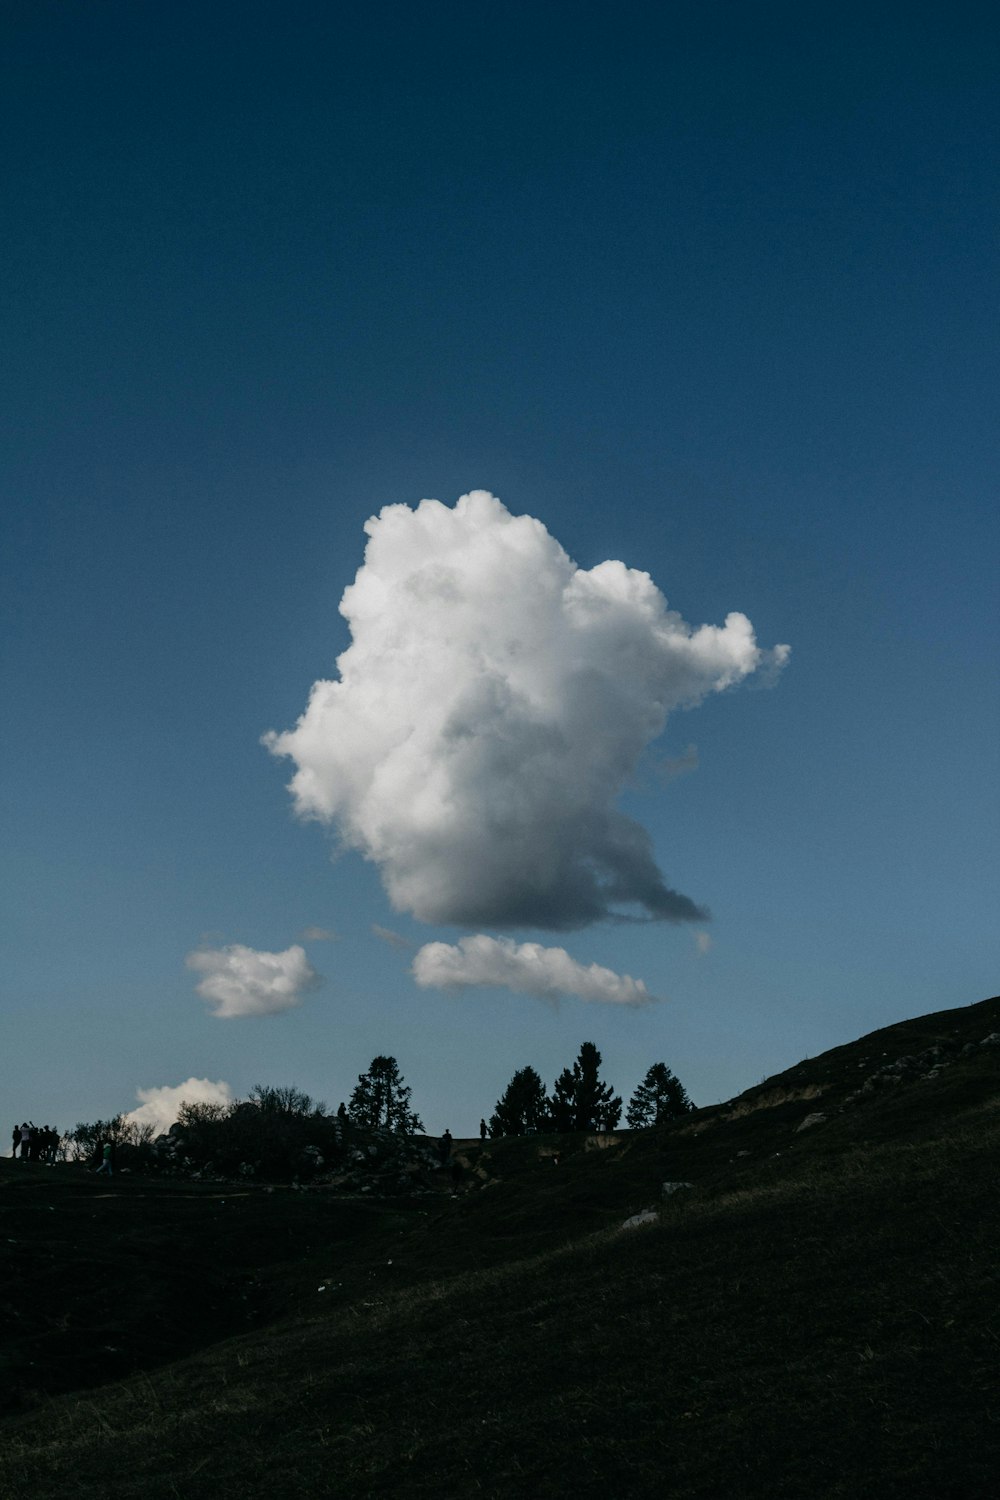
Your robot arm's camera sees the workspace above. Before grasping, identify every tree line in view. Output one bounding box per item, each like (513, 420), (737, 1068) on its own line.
(339, 1044), (692, 1136)
(57, 1046), (691, 1180)
(488, 1042), (691, 1135)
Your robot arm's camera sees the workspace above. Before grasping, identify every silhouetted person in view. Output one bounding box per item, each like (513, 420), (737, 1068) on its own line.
(18, 1123), (30, 1162)
(438, 1128), (453, 1165)
(95, 1141), (113, 1177)
(11, 1125), (18, 1159)
(479, 1118), (487, 1140)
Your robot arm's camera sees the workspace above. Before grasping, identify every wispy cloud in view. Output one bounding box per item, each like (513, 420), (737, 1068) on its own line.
(372, 924), (413, 951)
(125, 1077), (233, 1135)
(266, 491), (788, 930)
(299, 925), (338, 942)
(186, 943), (321, 1019)
(656, 744), (699, 782)
(412, 934), (659, 1007)
(694, 930), (712, 956)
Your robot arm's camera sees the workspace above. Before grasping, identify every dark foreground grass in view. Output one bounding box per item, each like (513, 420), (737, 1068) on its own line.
(3, 1111), (998, 1497)
(2, 996), (998, 1498)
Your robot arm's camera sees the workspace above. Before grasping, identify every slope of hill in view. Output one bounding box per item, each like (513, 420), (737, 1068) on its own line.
(2, 994), (998, 1498)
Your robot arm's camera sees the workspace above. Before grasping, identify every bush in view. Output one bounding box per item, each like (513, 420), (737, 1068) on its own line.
(170, 1087), (348, 1181)
(67, 1115), (156, 1171)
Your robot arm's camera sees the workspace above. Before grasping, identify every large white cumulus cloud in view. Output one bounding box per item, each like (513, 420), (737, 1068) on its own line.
(125, 1077), (234, 1135)
(265, 491), (788, 929)
(413, 935), (657, 1006)
(186, 943), (321, 1019)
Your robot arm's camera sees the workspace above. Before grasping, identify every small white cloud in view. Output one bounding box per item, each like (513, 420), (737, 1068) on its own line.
(412, 934), (659, 1006)
(125, 1077), (233, 1135)
(694, 930), (712, 956)
(186, 943), (321, 1019)
(299, 925), (338, 942)
(372, 923), (414, 951)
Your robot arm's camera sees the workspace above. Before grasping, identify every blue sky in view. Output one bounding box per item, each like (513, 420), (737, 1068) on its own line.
(3, 1), (997, 1137)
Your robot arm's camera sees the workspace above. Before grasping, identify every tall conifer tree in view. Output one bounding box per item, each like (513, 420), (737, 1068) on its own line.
(548, 1042), (621, 1131)
(348, 1056), (423, 1133)
(625, 1063), (693, 1127)
(489, 1066), (548, 1136)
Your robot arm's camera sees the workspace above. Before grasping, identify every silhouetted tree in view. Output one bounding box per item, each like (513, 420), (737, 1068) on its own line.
(67, 1114), (153, 1168)
(349, 1056), (423, 1134)
(547, 1067), (577, 1132)
(178, 1089), (342, 1179)
(548, 1042), (621, 1132)
(596, 1095), (623, 1131)
(249, 1083), (318, 1115)
(626, 1062), (693, 1127)
(175, 1100), (231, 1165)
(489, 1066), (549, 1136)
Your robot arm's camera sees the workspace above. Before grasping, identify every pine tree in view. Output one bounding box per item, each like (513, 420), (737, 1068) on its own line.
(547, 1067), (576, 1132)
(596, 1095), (623, 1131)
(489, 1065), (548, 1136)
(547, 1042), (622, 1132)
(348, 1056), (423, 1134)
(625, 1062), (693, 1128)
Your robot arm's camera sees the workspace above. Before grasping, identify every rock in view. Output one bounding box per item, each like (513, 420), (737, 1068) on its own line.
(622, 1209), (658, 1230)
(661, 1181), (693, 1197)
(795, 1113), (827, 1132)
(980, 1033), (1000, 1047)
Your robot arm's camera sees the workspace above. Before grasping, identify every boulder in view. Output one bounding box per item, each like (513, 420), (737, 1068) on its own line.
(621, 1209), (658, 1230)
(795, 1113), (827, 1132)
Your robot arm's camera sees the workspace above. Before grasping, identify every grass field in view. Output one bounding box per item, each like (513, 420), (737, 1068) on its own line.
(2, 995), (998, 1498)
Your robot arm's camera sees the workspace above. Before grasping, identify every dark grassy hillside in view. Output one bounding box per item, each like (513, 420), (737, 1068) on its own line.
(2, 995), (998, 1499)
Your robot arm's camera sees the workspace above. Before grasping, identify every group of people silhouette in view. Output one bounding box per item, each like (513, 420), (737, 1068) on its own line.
(10, 1122), (60, 1163)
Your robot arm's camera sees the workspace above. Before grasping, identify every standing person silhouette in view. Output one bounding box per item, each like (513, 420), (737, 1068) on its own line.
(11, 1125), (19, 1159)
(95, 1141), (113, 1177)
(438, 1128), (453, 1166)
